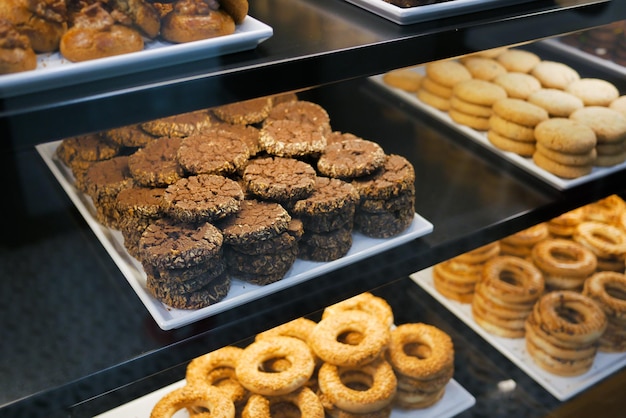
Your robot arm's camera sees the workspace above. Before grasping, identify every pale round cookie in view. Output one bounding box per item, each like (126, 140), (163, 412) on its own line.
(425, 59), (472, 88)
(595, 151), (626, 167)
(527, 88), (584, 117)
(449, 109), (490, 130)
(488, 114), (536, 141)
(422, 77), (454, 99)
(487, 130), (536, 156)
(609, 95), (626, 118)
(417, 88), (451, 111)
(450, 96), (493, 117)
(493, 72), (542, 99)
(569, 106), (626, 144)
(531, 61), (580, 89)
(496, 49), (541, 73)
(596, 141), (626, 155)
(534, 118), (597, 154)
(475, 46), (509, 58)
(453, 79), (507, 106)
(536, 143), (597, 166)
(493, 98), (549, 127)
(533, 151), (592, 178)
(461, 57), (507, 81)
(383, 68), (423, 92)
(565, 78), (620, 106)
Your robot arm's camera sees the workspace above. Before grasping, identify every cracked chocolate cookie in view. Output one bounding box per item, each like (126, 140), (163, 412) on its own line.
(243, 157), (316, 203)
(317, 137), (385, 179)
(128, 136), (185, 187)
(177, 131), (250, 176)
(217, 199), (292, 246)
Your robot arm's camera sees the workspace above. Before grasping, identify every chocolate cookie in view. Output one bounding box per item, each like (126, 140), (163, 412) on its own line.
(298, 225), (353, 262)
(351, 154), (415, 201)
(177, 131), (250, 176)
(243, 157), (316, 203)
(289, 177), (358, 233)
(163, 174), (244, 223)
(225, 244), (297, 277)
(140, 109), (214, 138)
(147, 270), (231, 310)
(317, 137), (385, 179)
(211, 96), (274, 125)
(355, 205), (415, 238)
(211, 123), (263, 157)
(128, 136), (185, 187)
(144, 256), (227, 294)
(359, 186), (416, 213)
(265, 100), (332, 135)
(102, 124), (158, 148)
(115, 186), (166, 220)
(260, 119), (327, 158)
(56, 133), (120, 164)
(217, 199), (292, 245)
(139, 218), (224, 269)
(119, 216), (152, 258)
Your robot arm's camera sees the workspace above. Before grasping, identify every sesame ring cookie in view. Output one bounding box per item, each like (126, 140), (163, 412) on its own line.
(565, 78), (619, 106)
(493, 72), (542, 99)
(260, 119), (327, 158)
(163, 174), (244, 223)
(531, 60), (580, 89)
(140, 109), (214, 138)
(185, 346), (246, 404)
(242, 388), (324, 418)
(177, 132), (250, 176)
(243, 157), (317, 202)
(322, 292), (394, 329)
(149, 385), (235, 418)
(265, 100), (332, 135)
(211, 96), (274, 125)
(317, 137), (385, 179)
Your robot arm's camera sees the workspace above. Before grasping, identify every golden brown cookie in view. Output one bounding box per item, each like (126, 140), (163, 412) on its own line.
(535, 143), (597, 166)
(565, 78), (620, 106)
(527, 88), (584, 117)
(383, 68), (423, 92)
(569, 106), (626, 144)
(450, 96), (493, 117)
(425, 59), (472, 88)
(531, 60), (580, 89)
(449, 109), (490, 131)
(532, 151), (592, 179)
(421, 77), (454, 99)
(416, 88), (451, 111)
(534, 118), (597, 154)
(488, 114), (536, 141)
(452, 79), (507, 106)
(495, 49), (541, 73)
(461, 57), (507, 81)
(493, 72), (542, 99)
(487, 130), (536, 157)
(609, 95), (626, 118)
(492, 98), (549, 127)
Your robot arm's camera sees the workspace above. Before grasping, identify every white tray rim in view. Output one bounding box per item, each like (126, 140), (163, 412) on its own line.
(0, 16), (273, 98)
(370, 71), (626, 190)
(411, 267), (626, 401)
(37, 140), (434, 330)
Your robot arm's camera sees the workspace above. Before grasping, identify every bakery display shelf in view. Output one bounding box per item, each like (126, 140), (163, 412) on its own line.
(342, 0), (543, 25)
(93, 376), (474, 418)
(36, 140), (433, 330)
(410, 267), (626, 401)
(0, 17), (273, 98)
(369, 71), (626, 191)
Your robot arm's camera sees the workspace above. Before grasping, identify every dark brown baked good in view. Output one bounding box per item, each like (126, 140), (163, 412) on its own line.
(147, 269), (231, 310)
(0, 0), (67, 53)
(115, 186), (167, 220)
(60, 3), (143, 62)
(102, 124), (158, 148)
(128, 136), (185, 187)
(111, 0), (161, 39)
(259, 119), (327, 158)
(139, 218), (223, 269)
(211, 96), (274, 125)
(220, 0), (248, 24)
(161, 0), (235, 43)
(351, 154), (415, 201)
(317, 137), (386, 179)
(0, 18), (37, 74)
(225, 244), (297, 277)
(176, 131), (250, 176)
(243, 156), (316, 203)
(163, 174), (244, 223)
(140, 109), (215, 138)
(265, 100), (332, 135)
(217, 199), (292, 246)
(298, 224), (353, 262)
(355, 203), (415, 238)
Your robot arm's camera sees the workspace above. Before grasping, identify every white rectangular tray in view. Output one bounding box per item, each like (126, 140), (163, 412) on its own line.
(411, 267), (626, 401)
(0, 16), (272, 98)
(344, 0), (541, 25)
(94, 377), (474, 418)
(37, 140), (434, 330)
(370, 72), (626, 190)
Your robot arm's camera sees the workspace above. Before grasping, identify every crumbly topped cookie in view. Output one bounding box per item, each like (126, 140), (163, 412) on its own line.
(102, 124), (158, 148)
(290, 176), (359, 216)
(177, 132), (250, 176)
(115, 186), (166, 219)
(84, 155), (134, 201)
(140, 109), (214, 138)
(260, 119), (327, 158)
(265, 100), (332, 135)
(317, 138), (386, 179)
(351, 154), (415, 201)
(211, 96), (274, 125)
(139, 218), (224, 269)
(217, 199), (292, 245)
(534, 118), (597, 153)
(128, 136), (185, 187)
(212, 123), (262, 156)
(163, 174), (244, 223)
(56, 133), (120, 164)
(243, 157), (317, 202)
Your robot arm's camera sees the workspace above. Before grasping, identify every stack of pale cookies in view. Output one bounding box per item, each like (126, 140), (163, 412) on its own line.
(383, 46), (626, 179)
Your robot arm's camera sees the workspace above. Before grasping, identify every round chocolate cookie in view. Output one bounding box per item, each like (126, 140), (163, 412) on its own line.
(140, 109), (214, 138)
(128, 136), (185, 187)
(298, 225), (353, 262)
(317, 137), (385, 179)
(56, 133), (120, 164)
(212, 123), (263, 157)
(289, 177), (359, 233)
(102, 124), (158, 148)
(217, 199), (292, 245)
(119, 216), (152, 258)
(243, 157), (316, 202)
(225, 244), (297, 277)
(351, 154), (415, 201)
(355, 205), (415, 238)
(325, 131), (361, 146)
(230, 231), (298, 256)
(177, 131), (250, 176)
(115, 186), (166, 220)
(147, 270), (231, 310)
(260, 119), (327, 158)
(84, 156), (134, 228)
(211, 96), (274, 125)
(163, 174), (244, 223)
(144, 257), (227, 294)
(360, 186), (416, 213)
(265, 100), (332, 135)
(139, 218), (224, 269)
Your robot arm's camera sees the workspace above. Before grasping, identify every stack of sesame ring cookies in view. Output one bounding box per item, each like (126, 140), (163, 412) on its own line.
(471, 255), (545, 338)
(574, 221), (626, 272)
(531, 238), (597, 291)
(583, 271), (626, 352)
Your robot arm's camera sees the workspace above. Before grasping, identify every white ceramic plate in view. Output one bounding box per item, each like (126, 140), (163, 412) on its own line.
(37, 140), (434, 330)
(94, 377), (474, 417)
(0, 16), (272, 98)
(343, 0), (540, 25)
(410, 267), (626, 401)
(370, 71), (626, 190)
